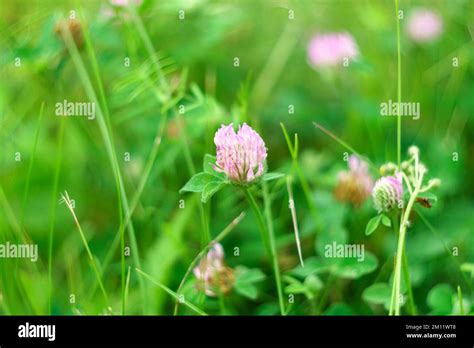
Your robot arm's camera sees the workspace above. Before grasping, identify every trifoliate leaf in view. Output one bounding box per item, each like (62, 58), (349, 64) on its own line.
(201, 181), (225, 203)
(180, 172), (216, 193)
(234, 282), (258, 300)
(234, 267), (266, 300)
(236, 267), (266, 283)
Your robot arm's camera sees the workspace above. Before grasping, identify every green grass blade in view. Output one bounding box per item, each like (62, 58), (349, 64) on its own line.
(136, 268), (207, 316)
(47, 118), (65, 314)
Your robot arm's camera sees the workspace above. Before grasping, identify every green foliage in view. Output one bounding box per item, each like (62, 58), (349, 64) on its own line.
(180, 154), (229, 202)
(291, 252), (378, 281)
(365, 215), (383, 236)
(283, 274), (323, 300)
(327, 252), (378, 280)
(366, 214), (391, 235)
(362, 283), (392, 306)
(460, 263), (474, 278)
(0, 0), (472, 317)
(234, 266), (266, 300)
(262, 172), (285, 182)
(427, 284), (453, 315)
(180, 172), (217, 193)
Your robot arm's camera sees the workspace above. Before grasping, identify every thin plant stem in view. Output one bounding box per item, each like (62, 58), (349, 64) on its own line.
(317, 273), (335, 314)
(62, 13), (145, 313)
(457, 286), (464, 315)
(243, 187), (285, 315)
(127, 5), (170, 95)
(124, 266), (131, 314)
(389, 216), (398, 315)
(242, 188), (271, 255)
(281, 123), (321, 230)
(402, 245), (416, 315)
(137, 268), (207, 316)
(389, 214), (416, 315)
(262, 182), (286, 316)
(312, 121), (377, 171)
(393, 187), (419, 315)
(21, 102), (44, 228)
(395, 0), (402, 168)
(174, 110), (211, 246)
(60, 192), (109, 304)
(76, 5), (126, 314)
(393, 227), (406, 316)
(97, 133), (163, 285)
(47, 118), (65, 314)
(286, 176), (304, 267)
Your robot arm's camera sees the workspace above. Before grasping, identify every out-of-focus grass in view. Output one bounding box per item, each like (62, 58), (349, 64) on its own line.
(0, 0), (473, 315)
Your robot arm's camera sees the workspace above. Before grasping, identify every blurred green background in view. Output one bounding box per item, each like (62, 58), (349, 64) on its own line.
(0, 0), (473, 315)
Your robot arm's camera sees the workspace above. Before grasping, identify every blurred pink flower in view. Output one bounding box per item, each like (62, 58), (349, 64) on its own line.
(214, 123), (267, 184)
(307, 32), (359, 68)
(334, 155), (373, 207)
(407, 9), (443, 43)
(110, 0), (142, 7)
(193, 243), (234, 297)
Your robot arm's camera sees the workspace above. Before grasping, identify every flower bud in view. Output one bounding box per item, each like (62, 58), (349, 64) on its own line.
(408, 145), (419, 157)
(380, 162), (397, 176)
(193, 243), (235, 297)
(428, 178), (441, 188)
(401, 161), (411, 171)
(418, 163), (427, 175)
(334, 155), (373, 207)
(372, 174), (404, 213)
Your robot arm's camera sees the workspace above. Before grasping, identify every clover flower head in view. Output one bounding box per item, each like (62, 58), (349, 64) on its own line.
(334, 155), (373, 206)
(407, 8), (443, 43)
(307, 32), (359, 68)
(193, 243), (235, 297)
(214, 123), (267, 184)
(372, 173), (403, 213)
